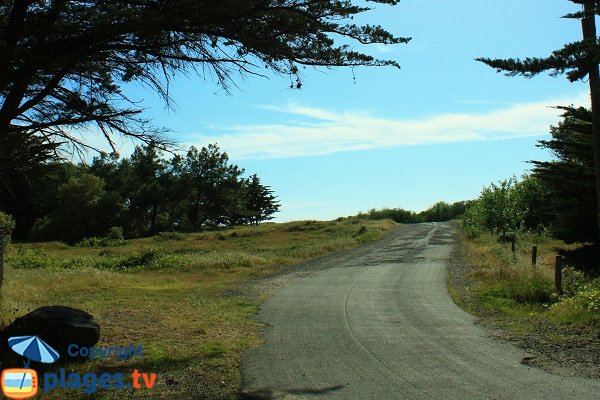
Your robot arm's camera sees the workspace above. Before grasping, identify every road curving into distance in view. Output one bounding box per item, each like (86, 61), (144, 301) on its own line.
(241, 222), (600, 399)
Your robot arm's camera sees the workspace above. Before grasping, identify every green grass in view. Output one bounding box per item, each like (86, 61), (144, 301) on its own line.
(1, 219), (396, 399)
(460, 229), (600, 328)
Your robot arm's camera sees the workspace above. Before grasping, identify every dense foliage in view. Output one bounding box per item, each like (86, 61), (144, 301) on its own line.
(462, 175), (549, 239)
(351, 201), (470, 224)
(463, 106), (598, 245)
(532, 107), (598, 243)
(3, 143), (279, 242)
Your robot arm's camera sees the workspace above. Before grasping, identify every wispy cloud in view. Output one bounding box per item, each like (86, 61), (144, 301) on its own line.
(184, 93), (589, 160)
(375, 43), (396, 53)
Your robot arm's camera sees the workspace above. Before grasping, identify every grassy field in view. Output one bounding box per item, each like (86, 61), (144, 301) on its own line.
(1, 219), (396, 399)
(458, 229), (600, 331)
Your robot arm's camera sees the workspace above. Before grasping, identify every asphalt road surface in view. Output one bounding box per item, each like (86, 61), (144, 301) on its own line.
(242, 222), (600, 399)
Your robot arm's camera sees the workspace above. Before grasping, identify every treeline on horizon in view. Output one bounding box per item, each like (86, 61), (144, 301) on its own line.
(1, 143), (280, 243)
(348, 201), (470, 224)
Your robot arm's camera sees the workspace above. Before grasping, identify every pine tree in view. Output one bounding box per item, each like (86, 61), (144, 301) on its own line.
(477, 0), (600, 242)
(177, 144), (245, 228)
(244, 174), (280, 226)
(531, 106), (598, 242)
(125, 143), (170, 235)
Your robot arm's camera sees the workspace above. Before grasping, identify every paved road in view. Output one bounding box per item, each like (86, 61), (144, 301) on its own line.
(242, 222), (600, 399)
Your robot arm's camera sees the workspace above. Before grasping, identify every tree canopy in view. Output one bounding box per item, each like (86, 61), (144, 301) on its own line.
(476, 0), (600, 240)
(532, 106), (598, 243)
(19, 143), (280, 243)
(0, 0), (409, 155)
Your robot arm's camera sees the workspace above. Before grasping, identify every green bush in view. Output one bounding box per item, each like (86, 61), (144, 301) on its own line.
(107, 226), (124, 241)
(463, 175), (550, 239)
(552, 278), (600, 314)
(77, 237), (100, 247)
(77, 227), (126, 247)
(576, 285), (600, 312)
(561, 266), (587, 296)
(462, 222), (480, 239)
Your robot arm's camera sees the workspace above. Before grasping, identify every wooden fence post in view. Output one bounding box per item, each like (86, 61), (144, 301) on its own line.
(531, 245), (537, 267)
(555, 256), (563, 295)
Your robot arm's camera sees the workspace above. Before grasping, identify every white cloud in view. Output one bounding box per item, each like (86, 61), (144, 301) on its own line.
(375, 44), (395, 53)
(184, 93), (590, 160)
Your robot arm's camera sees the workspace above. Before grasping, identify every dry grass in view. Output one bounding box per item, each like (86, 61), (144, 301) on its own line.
(1, 219), (396, 399)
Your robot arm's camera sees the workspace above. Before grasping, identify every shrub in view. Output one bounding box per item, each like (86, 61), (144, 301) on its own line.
(561, 266), (587, 296)
(77, 237), (105, 247)
(577, 285), (600, 312)
(462, 175), (551, 240)
(552, 278), (600, 314)
(462, 223), (479, 239)
(77, 227), (126, 247)
(106, 226), (124, 241)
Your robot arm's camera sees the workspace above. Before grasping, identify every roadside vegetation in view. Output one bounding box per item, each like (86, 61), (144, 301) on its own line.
(458, 232), (600, 327)
(345, 200), (470, 224)
(0, 219), (395, 399)
(455, 108), (600, 369)
(454, 229), (600, 378)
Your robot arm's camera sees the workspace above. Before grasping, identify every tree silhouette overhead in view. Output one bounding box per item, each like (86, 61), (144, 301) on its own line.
(0, 0), (410, 156)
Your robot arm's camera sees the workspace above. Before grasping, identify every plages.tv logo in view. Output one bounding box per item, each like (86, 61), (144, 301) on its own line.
(1, 335), (58, 399)
(2, 335), (156, 398)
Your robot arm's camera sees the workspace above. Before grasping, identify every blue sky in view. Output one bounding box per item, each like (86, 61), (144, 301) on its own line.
(98, 0), (590, 221)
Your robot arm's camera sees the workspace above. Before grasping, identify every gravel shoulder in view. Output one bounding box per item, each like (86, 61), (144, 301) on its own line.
(446, 223), (600, 380)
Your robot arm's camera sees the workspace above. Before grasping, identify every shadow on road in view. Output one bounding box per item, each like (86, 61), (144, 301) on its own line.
(240, 384), (345, 399)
